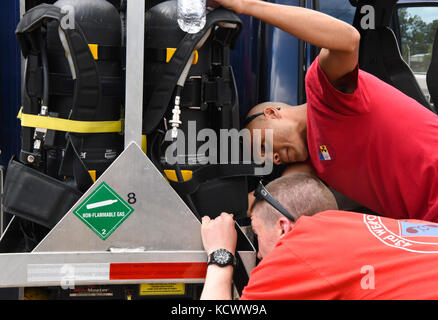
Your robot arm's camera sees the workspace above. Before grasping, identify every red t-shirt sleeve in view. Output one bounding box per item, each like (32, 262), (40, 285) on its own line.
(305, 56), (367, 115)
(240, 240), (338, 300)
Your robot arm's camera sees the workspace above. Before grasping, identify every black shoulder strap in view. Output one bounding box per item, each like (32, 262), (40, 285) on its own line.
(168, 163), (257, 196)
(16, 3), (101, 121)
(15, 4), (61, 57)
(143, 8), (242, 134)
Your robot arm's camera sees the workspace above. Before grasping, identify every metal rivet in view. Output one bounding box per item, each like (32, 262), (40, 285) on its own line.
(27, 155), (35, 163)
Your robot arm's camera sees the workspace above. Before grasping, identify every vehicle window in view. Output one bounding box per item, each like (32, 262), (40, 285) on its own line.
(398, 6), (438, 73)
(397, 6), (438, 99)
(397, 6), (438, 101)
(319, 0), (356, 25)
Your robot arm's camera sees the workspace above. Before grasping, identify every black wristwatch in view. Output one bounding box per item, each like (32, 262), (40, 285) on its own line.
(207, 249), (237, 268)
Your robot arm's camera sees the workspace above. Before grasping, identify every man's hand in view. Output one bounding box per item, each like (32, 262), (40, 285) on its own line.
(201, 212), (237, 255)
(200, 213), (237, 300)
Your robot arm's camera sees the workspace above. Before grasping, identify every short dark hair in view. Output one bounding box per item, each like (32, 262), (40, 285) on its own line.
(251, 173), (338, 226)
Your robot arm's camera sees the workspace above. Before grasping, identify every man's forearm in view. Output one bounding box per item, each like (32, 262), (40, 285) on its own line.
(200, 265), (234, 300)
(240, 0), (359, 53)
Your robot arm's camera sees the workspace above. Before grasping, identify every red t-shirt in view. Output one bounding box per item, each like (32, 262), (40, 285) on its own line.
(306, 57), (438, 222)
(240, 210), (438, 300)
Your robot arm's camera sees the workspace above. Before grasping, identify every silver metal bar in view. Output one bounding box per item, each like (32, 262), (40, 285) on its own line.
(0, 251), (208, 288)
(124, 0), (145, 148)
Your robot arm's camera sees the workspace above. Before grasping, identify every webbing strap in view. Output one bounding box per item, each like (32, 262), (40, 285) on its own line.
(168, 164), (257, 196)
(49, 73), (123, 97)
(146, 48), (199, 64)
(88, 44), (121, 61)
(17, 108), (123, 134)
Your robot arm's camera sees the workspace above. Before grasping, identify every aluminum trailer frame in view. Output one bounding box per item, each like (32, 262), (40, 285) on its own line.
(0, 0), (256, 290)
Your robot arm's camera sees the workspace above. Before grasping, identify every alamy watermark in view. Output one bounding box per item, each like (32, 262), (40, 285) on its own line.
(360, 265), (375, 290)
(60, 264), (75, 290)
(164, 121), (274, 176)
(360, 5), (376, 30)
(60, 5), (75, 30)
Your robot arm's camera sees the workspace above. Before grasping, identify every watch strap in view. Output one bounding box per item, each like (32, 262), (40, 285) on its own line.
(207, 249), (237, 267)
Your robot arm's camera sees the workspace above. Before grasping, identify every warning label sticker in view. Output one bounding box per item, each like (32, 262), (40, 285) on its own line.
(73, 182), (134, 240)
(139, 283), (185, 296)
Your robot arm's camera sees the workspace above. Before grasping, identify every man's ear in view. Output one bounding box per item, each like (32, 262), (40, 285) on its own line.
(264, 107), (282, 120)
(278, 217), (295, 237)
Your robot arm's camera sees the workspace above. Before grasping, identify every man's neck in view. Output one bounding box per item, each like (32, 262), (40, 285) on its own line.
(285, 103), (308, 139)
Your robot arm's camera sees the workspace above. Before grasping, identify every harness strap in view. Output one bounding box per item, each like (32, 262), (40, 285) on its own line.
(49, 73), (123, 97)
(168, 164), (258, 196)
(17, 108), (123, 134)
(146, 48), (199, 64)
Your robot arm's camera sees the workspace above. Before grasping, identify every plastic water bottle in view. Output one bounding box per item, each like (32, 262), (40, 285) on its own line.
(177, 0), (206, 34)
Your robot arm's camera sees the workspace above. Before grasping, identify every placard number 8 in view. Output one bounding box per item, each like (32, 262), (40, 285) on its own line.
(127, 193), (137, 204)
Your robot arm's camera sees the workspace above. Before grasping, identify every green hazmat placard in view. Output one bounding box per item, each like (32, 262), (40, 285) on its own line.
(73, 181), (134, 240)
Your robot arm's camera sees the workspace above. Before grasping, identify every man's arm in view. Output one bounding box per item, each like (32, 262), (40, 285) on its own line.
(200, 213), (237, 300)
(212, 0), (360, 87)
(200, 265), (234, 300)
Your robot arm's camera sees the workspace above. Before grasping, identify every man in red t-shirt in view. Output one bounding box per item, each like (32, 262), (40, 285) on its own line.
(200, 174), (438, 300)
(215, 0), (438, 221)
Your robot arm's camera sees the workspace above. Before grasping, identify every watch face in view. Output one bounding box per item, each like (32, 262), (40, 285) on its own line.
(213, 249), (232, 266)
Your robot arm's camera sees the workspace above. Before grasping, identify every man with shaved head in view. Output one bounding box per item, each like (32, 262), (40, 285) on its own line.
(200, 173), (438, 300)
(220, 0), (438, 222)
(245, 102), (308, 166)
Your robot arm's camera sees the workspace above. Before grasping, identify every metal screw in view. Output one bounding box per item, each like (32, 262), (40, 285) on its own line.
(27, 155), (35, 163)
